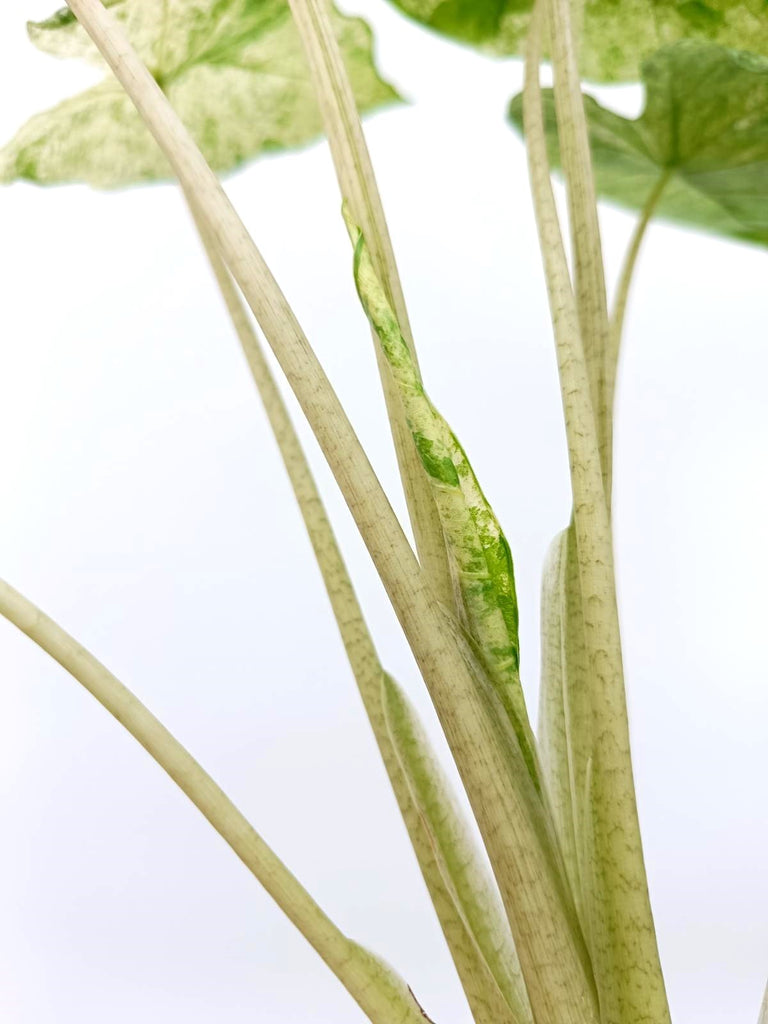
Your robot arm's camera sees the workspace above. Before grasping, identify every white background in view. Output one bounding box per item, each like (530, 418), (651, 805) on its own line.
(0, 2), (766, 1022)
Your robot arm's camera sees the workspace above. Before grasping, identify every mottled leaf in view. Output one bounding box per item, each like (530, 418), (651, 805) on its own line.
(385, 0), (768, 81)
(345, 207), (542, 797)
(0, 0), (399, 187)
(509, 41), (768, 247)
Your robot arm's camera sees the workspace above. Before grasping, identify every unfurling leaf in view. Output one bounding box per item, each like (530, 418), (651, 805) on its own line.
(345, 208), (541, 795)
(509, 41), (768, 247)
(0, 0), (399, 187)
(383, 0), (768, 81)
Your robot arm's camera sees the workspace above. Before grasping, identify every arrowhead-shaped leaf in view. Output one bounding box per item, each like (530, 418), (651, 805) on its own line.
(509, 41), (768, 247)
(0, 0), (399, 188)
(385, 0), (768, 82)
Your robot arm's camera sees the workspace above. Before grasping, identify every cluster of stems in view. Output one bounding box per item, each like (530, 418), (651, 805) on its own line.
(2, 1), (719, 1022)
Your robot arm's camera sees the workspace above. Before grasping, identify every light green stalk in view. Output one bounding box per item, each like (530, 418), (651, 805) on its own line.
(546, 0), (612, 502)
(346, 211), (539, 793)
(523, 7), (670, 1022)
(383, 674), (533, 1024)
(62, 5), (600, 1019)
(190, 205), (528, 1024)
(538, 531), (579, 912)
(0, 577), (431, 1024)
(286, 0), (455, 610)
(606, 168), (671, 424)
(759, 979), (768, 1024)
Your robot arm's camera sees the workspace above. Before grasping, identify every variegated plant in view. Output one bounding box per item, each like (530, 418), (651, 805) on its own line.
(1, 1), (766, 1022)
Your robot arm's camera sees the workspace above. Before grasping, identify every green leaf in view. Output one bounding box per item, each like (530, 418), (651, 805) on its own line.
(0, 0), (399, 187)
(384, 0), (768, 81)
(509, 41), (768, 247)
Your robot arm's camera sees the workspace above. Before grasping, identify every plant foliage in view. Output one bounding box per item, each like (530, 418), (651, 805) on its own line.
(509, 40), (768, 247)
(0, 0), (398, 187)
(381, 0), (768, 81)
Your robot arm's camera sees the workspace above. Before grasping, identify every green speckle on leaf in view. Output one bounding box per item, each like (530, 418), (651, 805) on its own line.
(384, 0), (768, 81)
(2, 0), (400, 188)
(412, 433), (460, 486)
(508, 40), (768, 247)
(349, 221), (539, 792)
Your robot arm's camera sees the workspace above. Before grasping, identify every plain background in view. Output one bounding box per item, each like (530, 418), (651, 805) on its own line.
(0, 1), (766, 1021)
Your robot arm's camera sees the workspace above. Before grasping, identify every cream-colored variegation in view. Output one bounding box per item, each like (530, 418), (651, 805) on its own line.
(347, 211), (539, 791)
(0, 577), (432, 1024)
(524, 5), (670, 1021)
(62, 5), (599, 1021)
(1, 0), (397, 188)
(286, 0), (455, 610)
(190, 206), (527, 1024)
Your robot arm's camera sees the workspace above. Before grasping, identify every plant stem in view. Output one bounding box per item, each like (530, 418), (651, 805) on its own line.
(0, 577), (431, 1024)
(605, 168), (671, 424)
(546, 0), (612, 505)
(287, 0), (455, 610)
(62, 6), (600, 1019)
(523, 6), (670, 1023)
(187, 198), (528, 1024)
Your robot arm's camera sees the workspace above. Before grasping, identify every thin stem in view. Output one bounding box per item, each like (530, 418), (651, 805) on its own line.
(62, 7), (600, 1019)
(546, 0), (612, 504)
(0, 577), (431, 1024)
(605, 168), (671, 420)
(759, 978), (768, 1024)
(187, 198), (527, 1024)
(523, 6), (670, 1022)
(286, 0), (455, 609)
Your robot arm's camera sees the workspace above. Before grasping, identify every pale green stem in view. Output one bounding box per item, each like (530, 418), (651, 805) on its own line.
(0, 577), (432, 1024)
(62, 7), (598, 1020)
(546, 0), (612, 504)
(523, 7), (671, 1023)
(187, 200), (527, 1024)
(605, 168), (671, 422)
(759, 978), (768, 1024)
(382, 675), (532, 1024)
(286, 0), (455, 610)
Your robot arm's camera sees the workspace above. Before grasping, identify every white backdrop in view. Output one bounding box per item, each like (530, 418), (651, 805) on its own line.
(0, 2), (766, 1022)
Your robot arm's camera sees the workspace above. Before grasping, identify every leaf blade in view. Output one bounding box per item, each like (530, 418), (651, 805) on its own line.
(508, 42), (768, 248)
(2, 0), (399, 187)
(383, 0), (768, 81)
